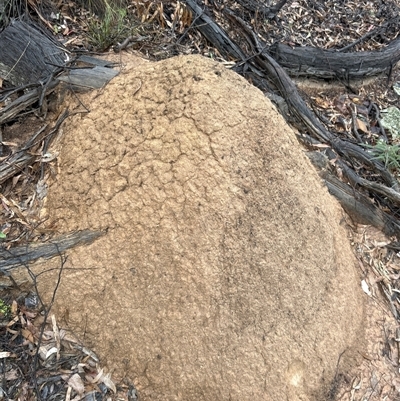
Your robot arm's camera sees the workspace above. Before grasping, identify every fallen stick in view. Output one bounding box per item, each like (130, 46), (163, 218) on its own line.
(0, 230), (104, 273)
(270, 38), (400, 80)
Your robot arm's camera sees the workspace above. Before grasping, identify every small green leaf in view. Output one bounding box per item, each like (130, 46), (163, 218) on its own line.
(381, 107), (400, 139)
(0, 299), (11, 318)
(0, 232), (7, 239)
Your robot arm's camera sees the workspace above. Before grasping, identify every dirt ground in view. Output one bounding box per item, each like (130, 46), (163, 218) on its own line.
(332, 223), (400, 401)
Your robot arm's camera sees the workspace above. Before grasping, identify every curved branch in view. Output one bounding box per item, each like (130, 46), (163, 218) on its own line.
(270, 37), (400, 80)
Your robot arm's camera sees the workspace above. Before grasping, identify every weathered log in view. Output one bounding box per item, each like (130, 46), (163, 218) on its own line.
(336, 158), (400, 204)
(0, 55), (118, 125)
(269, 37), (400, 80)
(0, 80), (58, 124)
(322, 171), (400, 238)
(57, 65), (119, 89)
(306, 150), (400, 236)
(0, 19), (68, 86)
(0, 152), (36, 184)
(184, 0), (247, 60)
(0, 230), (104, 273)
(226, 12), (400, 191)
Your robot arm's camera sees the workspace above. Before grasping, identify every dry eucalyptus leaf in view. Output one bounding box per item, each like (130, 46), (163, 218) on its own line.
(67, 373), (85, 395)
(21, 328), (34, 343)
(86, 367), (103, 384)
(356, 118), (369, 134)
(100, 372), (117, 393)
(45, 346), (58, 360)
(393, 81), (400, 96)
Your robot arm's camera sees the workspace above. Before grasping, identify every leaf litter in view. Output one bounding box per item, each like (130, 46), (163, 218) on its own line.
(0, 278), (135, 400)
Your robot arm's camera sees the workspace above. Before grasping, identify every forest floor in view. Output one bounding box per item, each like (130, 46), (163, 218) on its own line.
(1, 0), (400, 399)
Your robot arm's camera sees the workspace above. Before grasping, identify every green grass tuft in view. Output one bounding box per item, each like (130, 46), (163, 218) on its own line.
(364, 140), (400, 171)
(86, 3), (130, 51)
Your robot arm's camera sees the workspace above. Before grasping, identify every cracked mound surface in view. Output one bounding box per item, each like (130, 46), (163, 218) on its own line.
(41, 54), (364, 401)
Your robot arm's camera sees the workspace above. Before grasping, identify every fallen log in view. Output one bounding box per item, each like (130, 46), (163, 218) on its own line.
(0, 230), (104, 273)
(184, 0), (246, 60)
(306, 147), (400, 236)
(225, 11), (400, 192)
(270, 38), (400, 80)
(0, 80), (59, 125)
(322, 171), (400, 237)
(0, 20), (68, 87)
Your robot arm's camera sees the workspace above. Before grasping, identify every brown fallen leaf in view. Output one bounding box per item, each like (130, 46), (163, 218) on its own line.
(356, 118), (369, 134)
(21, 328), (35, 343)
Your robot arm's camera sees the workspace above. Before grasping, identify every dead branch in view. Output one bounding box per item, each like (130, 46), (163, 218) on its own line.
(0, 230), (104, 273)
(270, 37), (400, 80)
(184, 0), (247, 60)
(0, 108), (68, 185)
(322, 171), (400, 238)
(0, 80), (59, 125)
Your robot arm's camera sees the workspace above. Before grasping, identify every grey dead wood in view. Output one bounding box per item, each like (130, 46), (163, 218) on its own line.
(0, 230), (104, 273)
(323, 172), (400, 237)
(226, 10), (398, 188)
(0, 23), (118, 185)
(56, 54), (120, 90)
(57, 64), (119, 89)
(270, 38), (400, 80)
(183, 0), (247, 61)
(0, 80), (59, 125)
(0, 20), (68, 87)
(306, 149), (400, 236)
(0, 152), (36, 184)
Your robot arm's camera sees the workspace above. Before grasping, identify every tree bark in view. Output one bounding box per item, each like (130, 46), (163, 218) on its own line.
(0, 230), (104, 273)
(184, 0), (247, 60)
(0, 20), (68, 86)
(270, 38), (400, 80)
(322, 171), (400, 237)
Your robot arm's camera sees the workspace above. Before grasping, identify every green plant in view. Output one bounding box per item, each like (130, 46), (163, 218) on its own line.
(86, 3), (129, 51)
(0, 299), (11, 319)
(364, 140), (400, 171)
